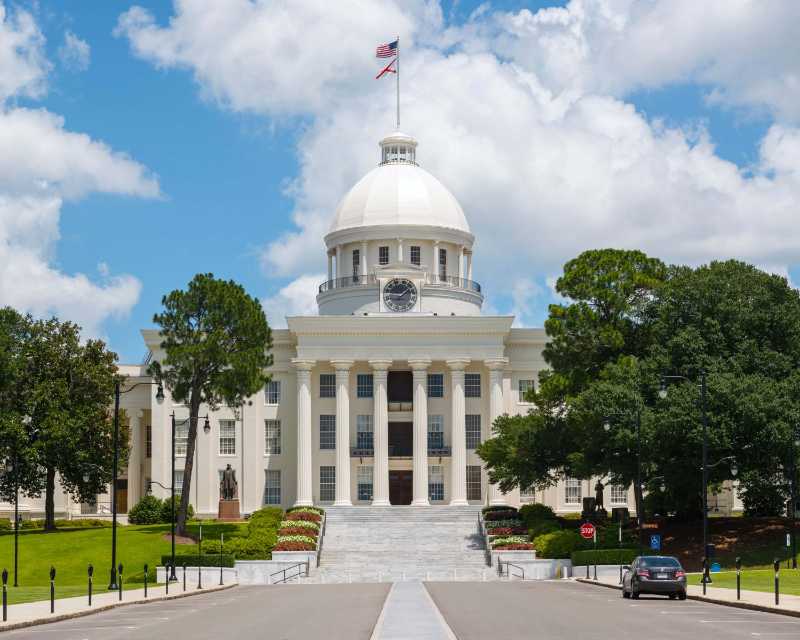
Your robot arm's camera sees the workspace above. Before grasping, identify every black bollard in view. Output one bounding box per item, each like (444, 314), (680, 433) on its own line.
(219, 533), (224, 586)
(585, 562), (589, 579)
(165, 564), (169, 595)
(735, 557), (741, 601)
(619, 564), (623, 585)
(701, 557), (707, 596)
(49, 566), (55, 614)
(88, 564), (93, 606)
(118, 564), (123, 601)
(774, 558), (780, 606)
(183, 564), (186, 591)
(144, 563), (148, 598)
(2, 568), (8, 622)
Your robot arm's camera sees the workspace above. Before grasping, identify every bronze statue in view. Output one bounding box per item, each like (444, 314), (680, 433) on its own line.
(594, 479), (605, 512)
(220, 464), (238, 501)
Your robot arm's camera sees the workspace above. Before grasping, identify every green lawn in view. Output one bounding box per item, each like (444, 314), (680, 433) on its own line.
(688, 569), (800, 596)
(0, 521), (248, 605)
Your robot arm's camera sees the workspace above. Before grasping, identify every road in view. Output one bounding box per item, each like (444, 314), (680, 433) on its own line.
(4, 580), (797, 639)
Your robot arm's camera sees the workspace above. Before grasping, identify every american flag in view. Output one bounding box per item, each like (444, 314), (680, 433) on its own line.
(376, 40), (398, 58)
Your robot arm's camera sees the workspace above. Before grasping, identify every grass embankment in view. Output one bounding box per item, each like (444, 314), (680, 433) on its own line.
(686, 569), (800, 596)
(0, 521), (248, 605)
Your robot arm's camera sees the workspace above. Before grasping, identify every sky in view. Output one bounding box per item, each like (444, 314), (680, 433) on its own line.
(1, 0), (799, 363)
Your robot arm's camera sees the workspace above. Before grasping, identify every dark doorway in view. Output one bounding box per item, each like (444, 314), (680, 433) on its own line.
(388, 371), (413, 403)
(389, 422), (412, 457)
(390, 470), (413, 505)
(115, 479), (128, 513)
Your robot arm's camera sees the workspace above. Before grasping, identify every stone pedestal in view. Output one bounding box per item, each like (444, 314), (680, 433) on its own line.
(218, 499), (241, 521)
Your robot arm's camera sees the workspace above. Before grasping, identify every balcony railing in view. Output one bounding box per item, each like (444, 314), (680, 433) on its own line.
(317, 273), (482, 295)
(388, 401), (413, 412)
(349, 446), (452, 458)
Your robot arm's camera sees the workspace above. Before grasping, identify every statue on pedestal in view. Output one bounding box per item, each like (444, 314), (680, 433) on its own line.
(594, 480), (605, 512)
(220, 464), (238, 501)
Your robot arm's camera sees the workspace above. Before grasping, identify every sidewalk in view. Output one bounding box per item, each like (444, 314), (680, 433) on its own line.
(0, 581), (236, 632)
(576, 574), (800, 617)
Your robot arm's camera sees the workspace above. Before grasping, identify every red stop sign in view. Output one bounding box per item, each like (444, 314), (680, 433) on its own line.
(580, 522), (596, 540)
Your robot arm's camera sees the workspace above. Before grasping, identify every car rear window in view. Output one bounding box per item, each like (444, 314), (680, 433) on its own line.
(640, 556), (680, 567)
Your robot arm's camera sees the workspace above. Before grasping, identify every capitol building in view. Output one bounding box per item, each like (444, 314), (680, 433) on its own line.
(8, 132), (653, 519)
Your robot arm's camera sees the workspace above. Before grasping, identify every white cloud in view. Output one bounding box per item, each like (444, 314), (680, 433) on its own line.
(58, 31), (90, 72)
(509, 277), (542, 327)
(117, 0), (800, 318)
(261, 273), (324, 328)
(0, 4), (48, 101)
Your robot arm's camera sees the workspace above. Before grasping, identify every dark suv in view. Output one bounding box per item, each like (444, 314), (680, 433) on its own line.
(622, 556), (687, 600)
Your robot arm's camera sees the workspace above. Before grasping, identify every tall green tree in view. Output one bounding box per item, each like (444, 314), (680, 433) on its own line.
(150, 273), (272, 535)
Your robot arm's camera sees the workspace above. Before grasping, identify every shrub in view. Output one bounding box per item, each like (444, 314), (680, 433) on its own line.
(0, 518), (10, 531)
(129, 495), (164, 524)
(494, 543), (535, 550)
(161, 554), (235, 568)
(519, 503), (557, 528)
(160, 496), (194, 523)
(278, 519), (318, 531)
(278, 527), (318, 537)
(286, 506), (325, 516)
(483, 519), (521, 530)
(486, 526), (528, 536)
(528, 519), (561, 539)
(482, 505), (516, 514)
(532, 530), (583, 559)
(592, 524), (636, 549)
(284, 511), (321, 523)
(484, 511), (520, 522)
(570, 548), (638, 566)
(274, 540), (316, 551)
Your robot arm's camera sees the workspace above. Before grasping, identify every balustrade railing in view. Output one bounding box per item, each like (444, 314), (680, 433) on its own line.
(317, 273), (482, 295)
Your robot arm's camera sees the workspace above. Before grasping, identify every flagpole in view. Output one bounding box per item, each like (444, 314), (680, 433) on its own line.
(396, 35), (400, 130)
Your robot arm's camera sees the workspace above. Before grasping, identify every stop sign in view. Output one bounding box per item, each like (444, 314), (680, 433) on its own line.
(580, 522), (596, 540)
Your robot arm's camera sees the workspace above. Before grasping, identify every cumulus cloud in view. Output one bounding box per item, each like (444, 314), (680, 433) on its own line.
(58, 31), (90, 72)
(117, 0), (800, 318)
(0, 5), (159, 336)
(261, 273), (324, 328)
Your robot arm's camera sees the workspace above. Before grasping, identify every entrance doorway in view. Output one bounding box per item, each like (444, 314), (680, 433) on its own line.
(389, 470), (413, 505)
(388, 422), (413, 457)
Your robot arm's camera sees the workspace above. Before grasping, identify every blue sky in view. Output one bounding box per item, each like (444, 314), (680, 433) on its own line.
(2, 1), (799, 363)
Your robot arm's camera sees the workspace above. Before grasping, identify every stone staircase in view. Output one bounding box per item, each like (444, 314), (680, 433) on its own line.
(299, 505), (496, 583)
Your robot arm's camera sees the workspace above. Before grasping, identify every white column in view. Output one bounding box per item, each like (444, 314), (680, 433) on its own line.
(397, 238), (404, 263)
(448, 359), (470, 505)
(466, 251), (473, 281)
(370, 360), (392, 506)
(361, 241), (368, 277)
(127, 411), (142, 508)
(409, 359), (431, 506)
(292, 359), (316, 506)
(335, 245), (342, 279)
(486, 358), (509, 506)
(332, 360), (354, 506)
(433, 241), (440, 280)
(458, 246), (465, 280)
(327, 252), (333, 282)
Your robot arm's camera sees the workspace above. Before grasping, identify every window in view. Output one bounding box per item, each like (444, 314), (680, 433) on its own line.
(145, 425), (152, 458)
(320, 466), (335, 501)
(427, 373), (444, 398)
(265, 380), (281, 405)
(320, 415), (336, 450)
(265, 419), (281, 455)
(357, 466), (373, 501)
(379, 246), (389, 265)
(175, 420), (189, 456)
(264, 470), (281, 505)
(518, 379), (535, 403)
(428, 415), (444, 450)
(520, 485), (536, 502)
(174, 470), (184, 494)
(465, 414), (481, 449)
(565, 478), (582, 505)
(219, 420), (236, 455)
(357, 374), (373, 398)
(610, 484), (628, 505)
(410, 245), (421, 266)
(466, 466), (482, 501)
(356, 415), (373, 450)
(352, 249), (360, 278)
(438, 247), (447, 279)
(429, 465), (444, 501)
(465, 373), (481, 397)
(320, 374), (336, 398)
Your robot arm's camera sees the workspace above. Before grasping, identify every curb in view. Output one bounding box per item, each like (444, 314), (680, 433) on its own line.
(575, 578), (800, 619)
(0, 583), (237, 633)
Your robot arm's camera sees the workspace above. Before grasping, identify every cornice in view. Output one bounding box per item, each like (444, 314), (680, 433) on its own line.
(287, 315), (514, 337)
(325, 224), (474, 250)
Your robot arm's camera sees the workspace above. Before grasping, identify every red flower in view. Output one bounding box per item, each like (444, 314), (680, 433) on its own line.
(274, 541), (316, 551)
(285, 512), (321, 523)
(278, 527), (318, 537)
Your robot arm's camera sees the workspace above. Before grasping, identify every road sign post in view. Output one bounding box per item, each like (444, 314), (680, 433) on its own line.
(580, 523), (596, 580)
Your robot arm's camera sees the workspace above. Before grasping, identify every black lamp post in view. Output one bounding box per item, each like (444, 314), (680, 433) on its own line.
(5, 451), (18, 588)
(789, 428), (799, 569)
(109, 380), (164, 590)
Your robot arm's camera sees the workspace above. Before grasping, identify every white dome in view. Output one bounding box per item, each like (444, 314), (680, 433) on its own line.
(328, 133), (471, 235)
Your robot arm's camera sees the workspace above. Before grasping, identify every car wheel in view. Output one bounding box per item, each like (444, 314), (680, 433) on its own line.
(669, 594), (677, 600)
(631, 587), (640, 600)
(678, 592), (687, 601)
(622, 588), (630, 599)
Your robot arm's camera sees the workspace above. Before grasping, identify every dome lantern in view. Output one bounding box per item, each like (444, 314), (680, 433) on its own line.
(379, 131), (418, 166)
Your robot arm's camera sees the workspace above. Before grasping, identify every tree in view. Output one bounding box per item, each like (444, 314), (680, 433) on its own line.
(150, 273), (272, 535)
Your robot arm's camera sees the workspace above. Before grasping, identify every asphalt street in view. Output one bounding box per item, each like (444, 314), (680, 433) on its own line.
(427, 580), (800, 640)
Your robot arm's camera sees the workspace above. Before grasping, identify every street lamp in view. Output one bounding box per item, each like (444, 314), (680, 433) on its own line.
(660, 371), (711, 583)
(5, 456), (18, 588)
(789, 429), (800, 569)
(109, 380), (164, 590)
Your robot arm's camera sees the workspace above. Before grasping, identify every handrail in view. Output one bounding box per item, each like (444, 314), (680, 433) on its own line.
(350, 445), (451, 457)
(498, 561), (525, 580)
(316, 515), (326, 568)
(424, 273), (482, 293)
(317, 273), (482, 295)
(318, 274), (378, 294)
(270, 561), (309, 584)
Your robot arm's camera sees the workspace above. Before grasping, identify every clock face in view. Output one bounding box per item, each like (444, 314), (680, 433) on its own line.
(383, 278), (418, 312)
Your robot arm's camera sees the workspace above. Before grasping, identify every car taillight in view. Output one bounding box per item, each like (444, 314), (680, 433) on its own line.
(637, 569), (650, 577)
(675, 570), (685, 578)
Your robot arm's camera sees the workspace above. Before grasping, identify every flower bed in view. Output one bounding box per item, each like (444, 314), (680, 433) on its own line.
(279, 519), (319, 532)
(493, 543), (535, 551)
(490, 535), (529, 549)
(274, 508), (325, 555)
(284, 511), (321, 523)
(278, 526), (318, 537)
(273, 540), (316, 551)
(486, 526), (528, 536)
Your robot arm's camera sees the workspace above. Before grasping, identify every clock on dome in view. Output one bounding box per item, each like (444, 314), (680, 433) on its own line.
(383, 278), (417, 312)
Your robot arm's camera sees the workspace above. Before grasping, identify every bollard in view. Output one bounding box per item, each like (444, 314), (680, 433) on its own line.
(118, 564), (123, 601)
(585, 562), (589, 579)
(144, 563), (148, 598)
(2, 568), (7, 622)
(701, 557), (707, 596)
(774, 558), (780, 606)
(183, 564), (186, 591)
(735, 557), (741, 601)
(88, 564), (93, 606)
(165, 564), (170, 595)
(619, 564), (623, 585)
(49, 566), (55, 614)
(219, 533), (224, 586)
(593, 559), (598, 581)
(197, 523), (203, 590)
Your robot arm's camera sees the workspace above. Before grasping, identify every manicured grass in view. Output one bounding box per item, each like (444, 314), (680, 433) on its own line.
(0, 521), (248, 605)
(687, 569), (800, 596)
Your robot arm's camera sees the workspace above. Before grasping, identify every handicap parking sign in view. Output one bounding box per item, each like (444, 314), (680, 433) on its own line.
(650, 534), (661, 551)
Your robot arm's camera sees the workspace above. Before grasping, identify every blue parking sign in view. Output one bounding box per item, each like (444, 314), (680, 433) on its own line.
(650, 534), (661, 551)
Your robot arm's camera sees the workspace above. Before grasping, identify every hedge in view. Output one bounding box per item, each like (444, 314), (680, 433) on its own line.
(161, 554), (235, 568)
(483, 519), (521, 529)
(570, 548), (638, 566)
(528, 519), (560, 539)
(481, 505), (517, 514)
(15, 518), (112, 530)
(484, 511), (521, 522)
(532, 530), (583, 559)
(519, 503), (557, 528)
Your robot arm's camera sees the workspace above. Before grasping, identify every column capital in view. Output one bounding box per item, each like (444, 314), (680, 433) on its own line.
(291, 358), (316, 371)
(446, 358), (471, 371)
(330, 359), (354, 371)
(369, 359), (393, 371)
(408, 358), (432, 371)
(484, 357), (509, 371)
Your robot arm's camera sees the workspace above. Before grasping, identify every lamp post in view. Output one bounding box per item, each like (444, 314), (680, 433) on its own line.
(789, 429), (799, 569)
(5, 454), (18, 588)
(109, 381), (164, 590)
